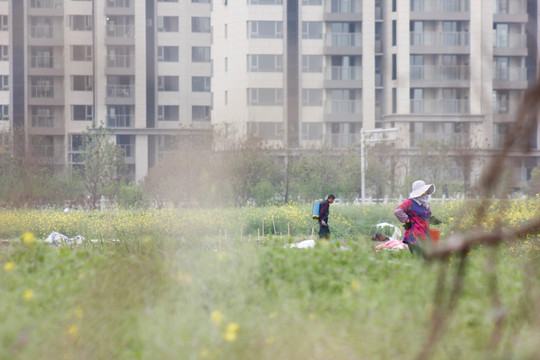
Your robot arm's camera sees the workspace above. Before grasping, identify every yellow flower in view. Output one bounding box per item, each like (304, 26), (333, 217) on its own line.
(199, 349), (210, 359)
(4, 261), (15, 271)
(21, 232), (36, 246)
(351, 280), (361, 291)
(265, 336), (275, 345)
(22, 289), (34, 301)
(74, 307), (84, 319)
(211, 310), (224, 326)
(67, 324), (78, 338)
(217, 252), (228, 261)
(223, 322), (240, 342)
(177, 271), (192, 285)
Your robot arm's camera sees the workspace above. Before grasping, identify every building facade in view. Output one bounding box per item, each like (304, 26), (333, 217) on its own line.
(3, 0), (212, 181)
(211, 0), (540, 187)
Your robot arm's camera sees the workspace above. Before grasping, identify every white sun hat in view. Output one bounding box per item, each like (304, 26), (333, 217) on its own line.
(409, 180), (435, 198)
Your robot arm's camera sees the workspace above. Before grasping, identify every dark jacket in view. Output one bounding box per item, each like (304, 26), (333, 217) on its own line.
(319, 200), (330, 222)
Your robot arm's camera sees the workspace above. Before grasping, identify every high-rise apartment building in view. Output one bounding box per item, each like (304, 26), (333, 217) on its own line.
(211, 0), (539, 186)
(3, 0), (212, 181)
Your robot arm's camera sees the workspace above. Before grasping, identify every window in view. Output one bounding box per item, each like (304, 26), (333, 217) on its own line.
(494, 23), (509, 48)
(107, 105), (133, 127)
(107, 45), (132, 67)
(192, 46), (211, 62)
(247, 88), (283, 106)
(302, 55), (322, 73)
(72, 45), (92, 61)
(302, 22), (322, 39)
(302, 123), (323, 140)
(192, 76), (211, 92)
(392, 54), (396, 79)
(247, 21), (283, 39)
(0, 46), (7, 61)
(158, 46), (179, 62)
(31, 76), (54, 98)
(192, 106), (210, 121)
(302, 89), (323, 106)
(72, 105), (93, 121)
(410, 55), (424, 79)
(158, 105), (179, 121)
(0, 16), (7, 31)
(247, 54), (283, 72)
(493, 90), (509, 114)
(157, 16), (179, 32)
(0, 75), (8, 91)
(158, 76), (179, 91)
(106, 0), (131, 7)
(247, 122), (284, 140)
(192, 17), (210, 33)
(392, 20), (396, 46)
(225, 57), (228, 72)
(495, 0), (509, 14)
(70, 15), (93, 31)
(249, 0), (283, 4)
(302, 0), (322, 5)
(72, 76), (93, 91)
(392, 88), (396, 113)
(0, 105), (7, 121)
(31, 106), (53, 127)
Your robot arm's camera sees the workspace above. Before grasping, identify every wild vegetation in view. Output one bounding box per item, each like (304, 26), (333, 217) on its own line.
(1, 200), (540, 359)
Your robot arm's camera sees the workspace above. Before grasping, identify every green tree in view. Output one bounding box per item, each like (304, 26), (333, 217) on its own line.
(81, 123), (126, 209)
(289, 151), (338, 201)
(227, 138), (281, 206)
(525, 167), (540, 196)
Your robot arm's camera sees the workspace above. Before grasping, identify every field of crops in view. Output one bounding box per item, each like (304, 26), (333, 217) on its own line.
(2, 199), (540, 359)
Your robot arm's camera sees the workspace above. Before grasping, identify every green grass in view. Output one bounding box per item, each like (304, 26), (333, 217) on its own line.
(1, 204), (540, 359)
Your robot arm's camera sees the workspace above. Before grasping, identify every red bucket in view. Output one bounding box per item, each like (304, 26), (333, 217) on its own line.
(429, 228), (440, 248)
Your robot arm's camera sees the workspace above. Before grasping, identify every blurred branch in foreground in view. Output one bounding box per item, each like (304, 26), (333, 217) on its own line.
(416, 80), (540, 360)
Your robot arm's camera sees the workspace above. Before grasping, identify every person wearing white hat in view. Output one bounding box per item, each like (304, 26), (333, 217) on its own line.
(394, 180), (436, 255)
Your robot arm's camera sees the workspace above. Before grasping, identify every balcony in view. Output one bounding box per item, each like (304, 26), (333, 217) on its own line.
(410, 65), (470, 87)
(324, 33), (362, 55)
(105, 0), (134, 15)
(323, 0), (362, 21)
(30, 145), (65, 162)
(328, 133), (361, 148)
(29, 25), (63, 45)
(411, 31), (469, 54)
(118, 144), (135, 160)
(106, 84), (133, 97)
(105, 54), (134, 74)
(30, 115), (64, 135)
(106, 114), (134, 128)
(105, 25), (135, 45)
(494, 0), (527, 22)
(410, 99), (469, 114)
(324, 66), (362, 88)
(29, 56), (64, 75)
(28, 0), (63, 15)
(410, 133), (470, 148)
(493, 33), (527, 56)
(29, 85), (64, 105)
(410, 0), (469, 19)
(493, 67), (527, 89)
(324, 99), (362, 122)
